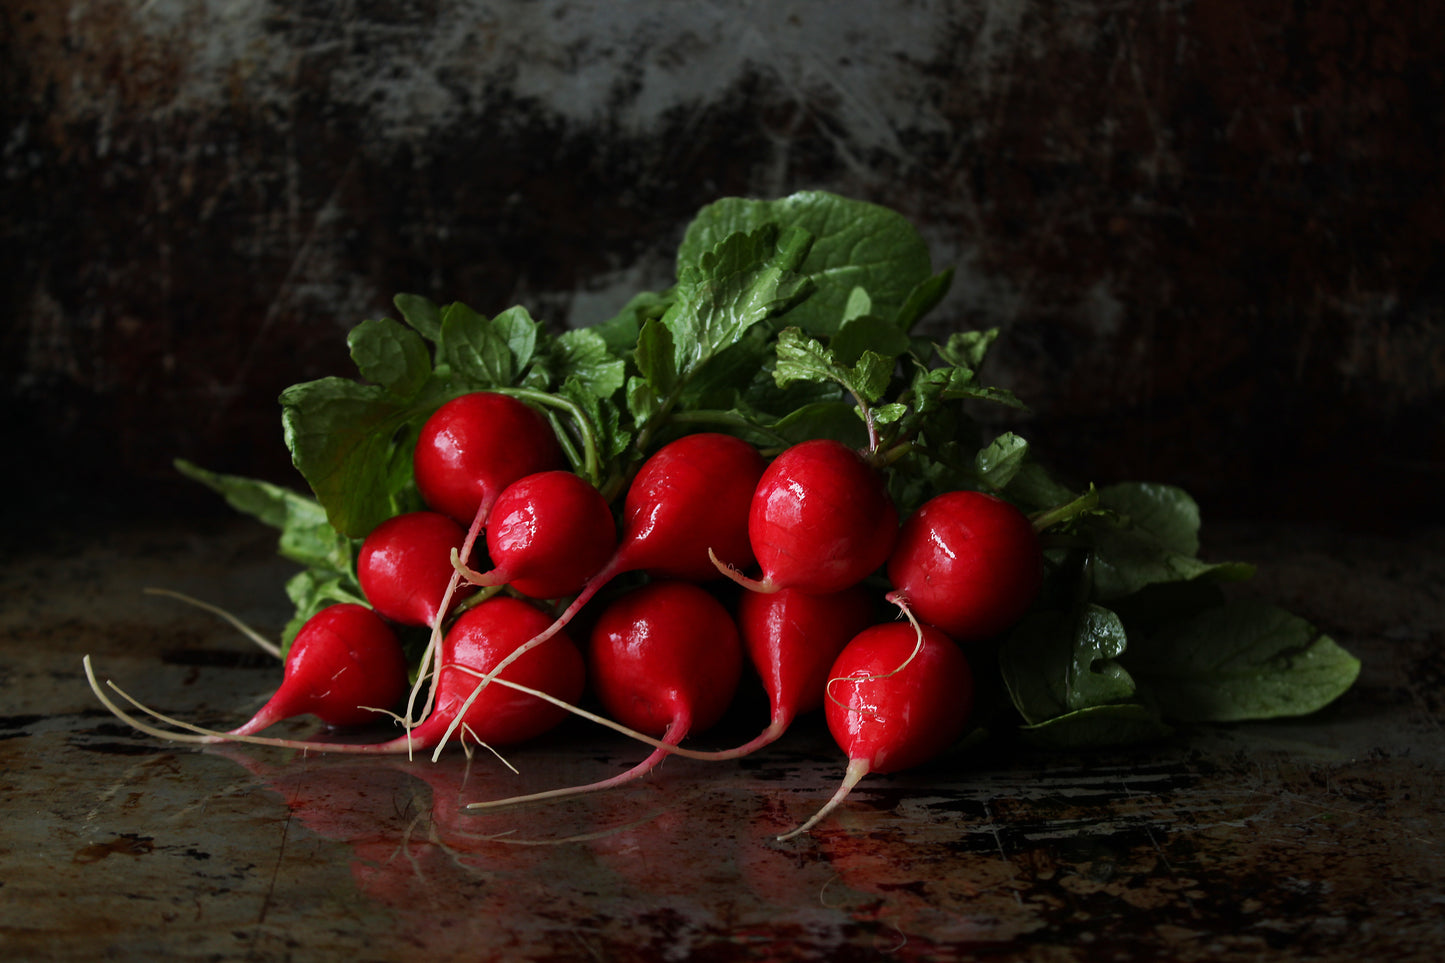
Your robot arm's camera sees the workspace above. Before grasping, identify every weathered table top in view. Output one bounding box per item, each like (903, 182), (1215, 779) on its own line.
(2, 517), (1441, 961)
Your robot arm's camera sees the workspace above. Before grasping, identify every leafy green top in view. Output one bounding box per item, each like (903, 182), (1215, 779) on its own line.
(180, 190), (1358, 752)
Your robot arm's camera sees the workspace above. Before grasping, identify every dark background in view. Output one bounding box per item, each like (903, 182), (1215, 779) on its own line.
(3, 1), (1441, 536)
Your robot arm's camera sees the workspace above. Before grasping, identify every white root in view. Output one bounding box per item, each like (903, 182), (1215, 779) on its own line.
(83, 654), (400, 754)
(444, 664), (763, 762)
(776, 756), (870, 842)
(143, 587), (282, 659)
(401, 496), (493, 754)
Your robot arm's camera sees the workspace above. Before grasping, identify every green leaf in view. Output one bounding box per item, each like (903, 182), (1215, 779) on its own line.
(1001, 460), (1083, 514)
(554, 327), (626, 401)
(916, 363), (1026, 410)
(679, 191), (935, 336)
(1018, 703), (1173, 750)
(1124, 599), (1361, 722)
(831, 314), (913, 367)
(842, 286), (872, 324)
(774, 327), (892, 405)
(591, 289), (673, 353)
(439, 302), (512, 387)
(1086, 483), (1256, 600)
(348, 317), (432, 398)
(664, 223), (813, 379)
(764, 399), (870, 449)
(393, 292), (443, 342)
(560, 378), (632, 465)
(280, 377), (440, 538)
(625, 374), (661, 428)
(174, 459), (356, 575)
(1000, 605), (1137, 725)
(1099, 482), (1202, 556)
(975, 432), (1030, 491)
(938, 329), (1001, 370)
(634, 317), (678, 397)
(894, 268), (954, 332)
(492, 305), (541, 375)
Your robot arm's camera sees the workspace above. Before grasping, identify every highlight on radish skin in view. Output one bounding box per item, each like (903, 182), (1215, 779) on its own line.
(400, 596), (587, 752)
(777, 618), (973, 841)
(434, 432), (764, 751)
(456, 470), (617, 601)
(717, 584), (877, 758)
(716, 438), (898, 595)
(230, 603), (409, 736)
(412, 392), (565, 527)
(358, 511), (476, 627)
(466, 579), (743, 809)
(886, 489), (1043, 642)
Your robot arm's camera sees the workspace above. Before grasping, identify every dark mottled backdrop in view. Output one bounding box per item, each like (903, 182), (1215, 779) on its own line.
(3, 0), (1441, 533)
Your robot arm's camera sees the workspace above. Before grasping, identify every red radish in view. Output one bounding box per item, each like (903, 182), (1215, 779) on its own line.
(716, 438), (899, 595)
(467, 580), (743, 808)
(432, 432), (764, 751)
(458, 470), (617, 600)
(561, 585), (874, 766)
(358, 510), (476, 626)
(710, 585), (877, 758)
(398, 596), (586, 750)
(228, 603), (409, 736)
(778, 616), (973, 841)
(86, 596), (584, 756)
(404, 393), (563, 732)
(597, 585), (874, 765)
(412, 392), (565, 527)
(886, 489), (1043, 642)
(590, 581), (742, 735)
(608, 432), (763, 582)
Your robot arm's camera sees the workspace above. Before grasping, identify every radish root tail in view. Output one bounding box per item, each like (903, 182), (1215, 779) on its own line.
(707, 548), (778, 594)
(143, 588), (282, 660)
(777, 757), (871, 841)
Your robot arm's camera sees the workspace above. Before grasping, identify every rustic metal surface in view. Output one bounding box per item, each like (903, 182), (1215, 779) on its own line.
(4, 1), (1441, 527)
(1, 518), (1440, 961)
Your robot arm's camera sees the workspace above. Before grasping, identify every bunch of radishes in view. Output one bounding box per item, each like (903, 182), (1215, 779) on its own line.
(91, 387), (1049, 837)
(87, 190), (1359, 838)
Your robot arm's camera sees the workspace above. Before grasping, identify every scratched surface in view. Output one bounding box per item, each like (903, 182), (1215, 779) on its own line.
(1, 518), (1440, 961)
(4, 0), (1441, 530)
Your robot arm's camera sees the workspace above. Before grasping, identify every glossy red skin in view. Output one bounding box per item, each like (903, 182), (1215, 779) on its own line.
(357, 510), (474, 626)
(615, 432), (765, 581)
(748, 439), (898, 594)
(483, 470), (617, 599)
(231, 603), (408, 735)
(587, 580), (743, 737)
(886, 490), (1043, 642)
(824, 621), (972, 775)
(412, 392), (565, 525)
(737, 584), (876, 723)
(407, 596), (586, 748)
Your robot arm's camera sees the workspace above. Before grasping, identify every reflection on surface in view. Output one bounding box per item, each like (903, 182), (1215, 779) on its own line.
(204, 735), (978, 955)
(198, 725), (1387, 960)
